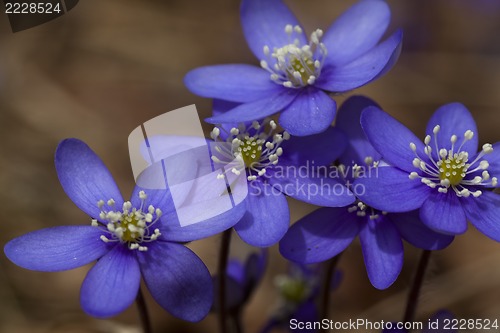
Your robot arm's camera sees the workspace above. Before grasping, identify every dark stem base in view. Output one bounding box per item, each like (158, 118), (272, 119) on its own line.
(403, 249), (432, 323)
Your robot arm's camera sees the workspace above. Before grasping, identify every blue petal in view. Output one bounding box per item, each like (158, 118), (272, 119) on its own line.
(226, 259), (245, 285)
(354, 166), (431, 212)
(419, 191), (467, 235)
(55, 139), (124, 222)
(359, 216), (404, 289)
(291, 300), (319, 330)
(315, 29), (403, 93)
(279, 207), (359, 264)
(336, 95), (382, 166)
(269, 171), (355, 207)
(206, 89), (297, 124)
(483, 142), (500, 181)
(130, 186), (172, 216)
(278, 88), (337, 136)
(184, 65), (282, 102)
(425, 103), (478, 157)
(243, 250), (267, 290)
(240, 0), (306, 61)
(423, 310), (457, 333)
(234, 181), (290, 247)
(212, 99), (241, 141)
(461, 190), (500, 241)
(161, 201), (246, 243)
(322, 0), (391, 67)
(389, 211), (454, 250)
(4, 226), (110, 272)
(279, 127), (348, 166)
(80, 245), (140, 318)
(360, 106), (425, 173)
(137, 241), (213, 322)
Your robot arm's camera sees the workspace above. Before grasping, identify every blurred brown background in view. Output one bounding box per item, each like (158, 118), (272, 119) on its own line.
(0, 0), (500, 332)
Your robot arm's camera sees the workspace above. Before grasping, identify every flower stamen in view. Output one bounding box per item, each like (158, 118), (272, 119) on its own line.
(211, 119), (290, 181)
(92, 191), (162, 251)
(260, 24), (327, 88)
(408, 127), (497, 197)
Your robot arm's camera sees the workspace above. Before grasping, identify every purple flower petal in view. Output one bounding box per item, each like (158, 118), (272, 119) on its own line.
(161, 201), (246, 243)
(336, 95), (382, 167)
(4, 226), (110, 272)
(234, 181), (290, 247)
(137, 241), (213, 322)
(425, 103), (478, 157)
(359, 216), (403, 289)
(240, 0), (306, 61)
(269, 171), (355, 208)
(482, 142), (500, 181)
(55, 139), (124, 222)
(461, 190), (500, 241)
(354, 166), (431, 212)
(279, 207), (360, 263)
(315, 29), (403, 93)
(423, 310), (457, 333)
(280, 127), (348, 166)
(243, 250), (267, 289)
(361, 106), (425, 173)
(278, 88), (337, 136)
(323, 0), (391, 67)
(291, 300), (319, 328)
(212, 99), (241, 140)
(419, 192), (467, 235)
(80, 245), (140, 318)
(206, 89), (297, 124)
(389, 211), (454, 250)
(227, 259), (245, 285)
(184, 65), (282, 102)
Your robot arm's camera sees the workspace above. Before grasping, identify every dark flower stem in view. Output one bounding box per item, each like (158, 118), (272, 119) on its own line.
(218, 229), (233, 333)
(136, 286), (152, 333)
(229, 309), (244, 333)
(320, 253), (342, 330)
(403, 249), (432, 323)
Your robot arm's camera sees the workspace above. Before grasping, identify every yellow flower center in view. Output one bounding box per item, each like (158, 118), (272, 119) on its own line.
(238, 136), (263, 168)
(438, 155), (467, 186)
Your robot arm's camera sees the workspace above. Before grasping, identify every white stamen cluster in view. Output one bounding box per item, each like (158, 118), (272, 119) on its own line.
(260, 24), (327, 88)
(347, 200), (387, 219)
(91, 191), (162, 251)
(408, 125), (497, 197)
(210, 119), (290, 181)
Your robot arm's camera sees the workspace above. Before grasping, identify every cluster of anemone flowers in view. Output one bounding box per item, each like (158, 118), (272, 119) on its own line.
(4, 0), (500, 332)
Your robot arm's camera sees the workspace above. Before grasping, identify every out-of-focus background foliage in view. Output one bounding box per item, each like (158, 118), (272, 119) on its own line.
(1, 1), (500, 332)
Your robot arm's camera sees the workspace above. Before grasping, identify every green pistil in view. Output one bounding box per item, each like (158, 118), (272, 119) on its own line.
(438, 155), (467, 186)
(279, 278), (310, 303)
(238, 136), (263, 168)
(291, 56), (315, 83)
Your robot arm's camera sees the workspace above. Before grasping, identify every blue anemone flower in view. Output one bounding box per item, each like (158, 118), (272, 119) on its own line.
(213, 249), (267, 312)
(207, 101), (356, 247)
(184, 0), (403, 136)
(357, 103), (500, 240)
(260, 263), (341, 333)
(4, 139), (244, 321)
(279, 96), (453, 289)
